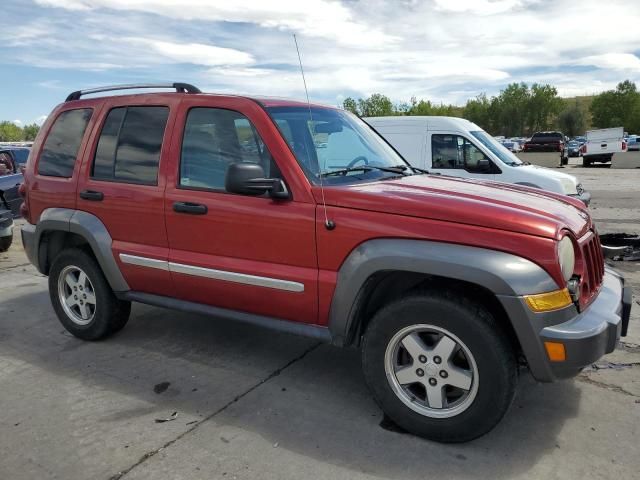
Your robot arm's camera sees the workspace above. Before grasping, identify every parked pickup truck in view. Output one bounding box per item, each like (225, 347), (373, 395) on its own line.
(20, 83), (631, 443)
(581, 127), (626, 167)
(523, 131), (568, 164)
(366, 117), (590, 205)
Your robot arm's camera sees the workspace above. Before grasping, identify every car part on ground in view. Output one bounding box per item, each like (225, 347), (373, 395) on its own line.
(19, 83), (632, 443)
(600, 233), (640, 261)
(0, 208), (13, 252)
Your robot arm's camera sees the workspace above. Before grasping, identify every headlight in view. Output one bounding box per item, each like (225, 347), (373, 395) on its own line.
(559, 178), (577, 195)
(558, 236), (576, 282)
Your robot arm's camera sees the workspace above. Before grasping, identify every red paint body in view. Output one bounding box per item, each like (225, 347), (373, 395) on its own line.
(22, 92), (597, 325)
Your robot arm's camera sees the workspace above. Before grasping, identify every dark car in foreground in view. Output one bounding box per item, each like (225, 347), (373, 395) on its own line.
(20, 83), (632, 443)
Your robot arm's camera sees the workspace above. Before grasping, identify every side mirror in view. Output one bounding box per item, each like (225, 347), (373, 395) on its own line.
(477, 159), (491, 171)
(225, 162), (289, 199)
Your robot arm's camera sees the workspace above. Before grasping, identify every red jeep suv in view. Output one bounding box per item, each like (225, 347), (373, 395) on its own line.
(20, 83), (631, 442)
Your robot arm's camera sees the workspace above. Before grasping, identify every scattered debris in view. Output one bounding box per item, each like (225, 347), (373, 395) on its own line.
(586, 361), (639, 371)
(185, 420), (198, 426)
(153, 381), (170, 394)
(154, 411), (178, 423)
(599, 233), (640, 261)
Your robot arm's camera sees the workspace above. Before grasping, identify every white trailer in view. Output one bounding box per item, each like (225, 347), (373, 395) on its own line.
(582, 127), (626, 166)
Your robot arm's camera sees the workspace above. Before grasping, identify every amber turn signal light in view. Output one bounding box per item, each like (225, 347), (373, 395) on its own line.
(524, 288), (572, 312)
(544, 342), (566, 362)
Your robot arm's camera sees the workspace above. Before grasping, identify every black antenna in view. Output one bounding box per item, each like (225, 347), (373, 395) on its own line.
(293, 34), (335, 231)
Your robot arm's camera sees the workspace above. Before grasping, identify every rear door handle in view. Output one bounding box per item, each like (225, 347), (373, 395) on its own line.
(79, 190), (104, 201)
(173, 201), (208, 215)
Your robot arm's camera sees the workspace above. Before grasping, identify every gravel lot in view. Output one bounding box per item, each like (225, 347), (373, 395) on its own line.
(1, 164), (638, 480)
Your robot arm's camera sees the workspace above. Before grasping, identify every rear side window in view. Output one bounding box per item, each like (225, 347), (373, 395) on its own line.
(92, 106), (169, 185)
(38, 109), (92, 177)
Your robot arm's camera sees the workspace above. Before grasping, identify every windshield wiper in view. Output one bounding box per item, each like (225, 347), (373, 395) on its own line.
(321, 166), (373, 177)
(409, 166), (430, 174)
(369, 165), (413, 175)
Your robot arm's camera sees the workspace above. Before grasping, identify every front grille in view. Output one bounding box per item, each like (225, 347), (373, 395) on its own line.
(578, 231), (604, 308)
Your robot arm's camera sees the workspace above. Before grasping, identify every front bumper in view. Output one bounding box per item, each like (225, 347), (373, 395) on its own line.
(499, 268), (631, 382)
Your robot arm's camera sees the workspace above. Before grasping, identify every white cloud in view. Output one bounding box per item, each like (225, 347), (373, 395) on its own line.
(12, 120), (23, 126)
(573, 53), (640, 72)
(35, 0), (397, 47)
(3, 0), (640, 112)
(35, 115), (48, 126)
(124, 38), (254, 66)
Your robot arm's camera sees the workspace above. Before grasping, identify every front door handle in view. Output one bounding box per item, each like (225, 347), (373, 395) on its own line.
(173, 201), (208, 215)
(79, 190), (104, 201)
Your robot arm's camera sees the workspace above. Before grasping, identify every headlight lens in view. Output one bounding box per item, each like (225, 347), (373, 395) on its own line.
(558, 236), (576, 282)
(560, 178), (577, 195)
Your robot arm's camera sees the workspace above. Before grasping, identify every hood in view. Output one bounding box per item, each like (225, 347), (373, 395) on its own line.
(520, 165), (579, 194)
(318, 174), (590, 239)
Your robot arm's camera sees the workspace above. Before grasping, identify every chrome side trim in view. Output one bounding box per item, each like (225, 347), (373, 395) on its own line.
(119, 253), (169, 271)
(118, 253), (304, 293)
(168, 261), (305, 293)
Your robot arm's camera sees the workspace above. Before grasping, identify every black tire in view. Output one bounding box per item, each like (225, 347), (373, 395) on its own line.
(0, 234), (12, 252)
(583, 158), (591, 167)
(49, 248), (131, 340)
(362, 291), (517, 443)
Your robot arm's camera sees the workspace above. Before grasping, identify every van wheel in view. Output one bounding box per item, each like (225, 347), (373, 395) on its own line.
(49, 248), (131, 340)
(583, 158), (592, 167)
(0, 235), (12, 252)
(362, 291), (517, 443)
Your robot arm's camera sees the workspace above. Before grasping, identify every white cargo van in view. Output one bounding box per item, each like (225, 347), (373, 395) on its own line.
(366, 116), (591, 205)
(581, 127), (626, 167)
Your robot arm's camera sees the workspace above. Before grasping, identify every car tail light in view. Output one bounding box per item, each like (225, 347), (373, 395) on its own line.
(622, 142), (627, 151)
(18, 183), (26, 198)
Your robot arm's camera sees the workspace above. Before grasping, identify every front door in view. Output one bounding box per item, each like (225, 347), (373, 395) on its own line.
(164, 100), (318, 324)
(428, 132), (496, 181)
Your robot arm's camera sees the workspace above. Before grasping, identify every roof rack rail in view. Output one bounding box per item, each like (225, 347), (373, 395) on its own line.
(65, 82), (201, 102)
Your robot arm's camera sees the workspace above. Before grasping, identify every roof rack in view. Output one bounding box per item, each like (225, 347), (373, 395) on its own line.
(65, 82), (201, 102)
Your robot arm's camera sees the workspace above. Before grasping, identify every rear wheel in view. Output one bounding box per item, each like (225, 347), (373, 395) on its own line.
(0, 234), (12, 252)
(362, 292), (517, 443)
(49, 248), (131, 340)
(583, 157), (592, 167)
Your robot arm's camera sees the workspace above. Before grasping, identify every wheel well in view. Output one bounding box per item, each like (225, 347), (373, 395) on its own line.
(346, 271), (522, 356)
(39, 230), (95, 275)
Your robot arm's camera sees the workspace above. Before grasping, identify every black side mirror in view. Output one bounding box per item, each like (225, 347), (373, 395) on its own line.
(225, 162), (289, 199)
(476, 159), (491, 171)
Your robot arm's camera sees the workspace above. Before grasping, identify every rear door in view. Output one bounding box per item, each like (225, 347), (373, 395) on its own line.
(427, 132), (496, 181)
(77, 96), (179, 296)
(163, 97), (318, 324)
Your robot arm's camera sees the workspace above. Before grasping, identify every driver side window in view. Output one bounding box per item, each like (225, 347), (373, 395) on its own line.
(431, 134), (491, 173)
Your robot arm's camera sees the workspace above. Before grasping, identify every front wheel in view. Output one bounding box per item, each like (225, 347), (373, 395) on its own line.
(362, 292), (517, 443)
(49, 248), (131, 340)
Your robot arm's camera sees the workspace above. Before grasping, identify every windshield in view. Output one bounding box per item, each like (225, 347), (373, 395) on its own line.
(267, 106), (412, 184)
(470, 130), (523, 166)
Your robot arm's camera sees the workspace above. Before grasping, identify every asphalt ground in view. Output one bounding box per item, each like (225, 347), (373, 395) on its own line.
(1, 162), (638, 479)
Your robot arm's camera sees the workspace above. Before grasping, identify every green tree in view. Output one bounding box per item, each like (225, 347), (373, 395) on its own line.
(342, 97), (359, 115)
(591, 80), (640, 132)
(496, 82), (530, 136)
(557, 100), (587, 137)
(527, 83), (562, 132)
(0, 121), (23, 142)
(357, 93), (394, 117)
(22, 123), (40, 141)
(463, 94), (491, 131)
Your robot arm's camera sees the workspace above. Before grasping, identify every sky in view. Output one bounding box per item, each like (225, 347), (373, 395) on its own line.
(2, 0), (640, 125)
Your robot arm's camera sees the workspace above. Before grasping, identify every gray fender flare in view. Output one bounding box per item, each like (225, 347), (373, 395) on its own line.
(28, 208), (129, 292)
(327, 239), (558, 346)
